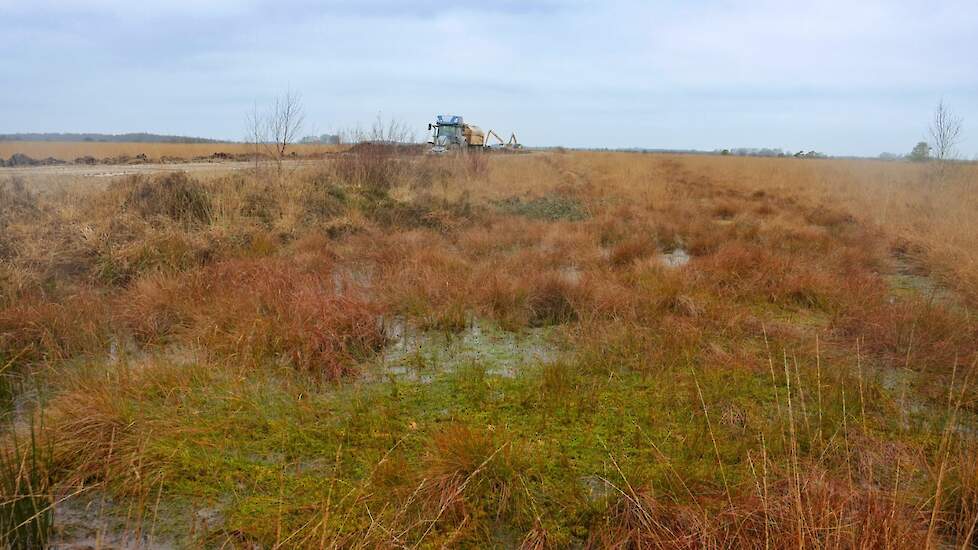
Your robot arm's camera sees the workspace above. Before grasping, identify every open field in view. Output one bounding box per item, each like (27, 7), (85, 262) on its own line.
(0, 141), (347, 163)
(1, 151), (977, 547)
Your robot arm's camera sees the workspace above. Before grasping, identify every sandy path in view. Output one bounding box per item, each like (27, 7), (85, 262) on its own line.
(0, 159), (319, 178)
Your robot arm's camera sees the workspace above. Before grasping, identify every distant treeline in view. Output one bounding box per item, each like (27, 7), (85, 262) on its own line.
(0, 133), (228, 144)
(537, 146), (828, 158)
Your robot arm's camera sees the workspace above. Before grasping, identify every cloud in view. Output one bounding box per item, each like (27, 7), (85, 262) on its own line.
(1, 0), (976, 156)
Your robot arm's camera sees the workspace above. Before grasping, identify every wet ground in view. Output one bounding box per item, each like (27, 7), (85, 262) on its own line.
(887, 252), (963, 308)
(661, 247), (691, 267)
(51, 494), (178, 550)
(368, 317), (561, 383)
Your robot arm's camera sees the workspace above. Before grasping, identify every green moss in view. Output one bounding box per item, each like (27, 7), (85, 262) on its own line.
(74, 345), (821, 545)
(493, 195), (588, 222)
(45, 315), (966, 547)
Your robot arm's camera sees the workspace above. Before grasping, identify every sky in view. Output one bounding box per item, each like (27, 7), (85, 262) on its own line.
(1, 0), (976, 157)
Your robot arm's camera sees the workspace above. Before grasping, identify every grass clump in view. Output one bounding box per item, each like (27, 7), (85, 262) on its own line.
(1, 412), (53, 549)
(117, 255), (386, 378)
(527, 272), (582, 326)
(117, 172), (213, 225)
(417, 424), (532, 533)
(0, 178), (39, 256)
(494, 194), (588, 222)
(0, 290), (111, 366)
(333, 144), (407, 195)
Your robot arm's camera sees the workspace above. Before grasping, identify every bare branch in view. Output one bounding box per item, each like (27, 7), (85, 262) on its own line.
(244, 90), (305, 179)
(269, 90), (305, 161)
(245, 102), (267, 174)
(929, 99), (963, 162)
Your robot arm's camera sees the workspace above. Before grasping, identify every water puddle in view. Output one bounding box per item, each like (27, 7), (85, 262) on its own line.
(661, 247), (691, 268)
(886, 252), (965, 310)
(580, 474), (618, 503)
(368, 317), (560, 383)
(869, 361), (978, 438)
(52, 495), (177, 549)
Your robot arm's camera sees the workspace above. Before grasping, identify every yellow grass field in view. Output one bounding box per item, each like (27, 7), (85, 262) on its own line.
(674, 155), (978, 300)
(1, 151), (976, 547)
(0, 140), (347, 161)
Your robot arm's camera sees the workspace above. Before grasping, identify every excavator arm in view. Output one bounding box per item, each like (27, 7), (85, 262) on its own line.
(486, 129), (521, 149)
(485, 129), (505, 147)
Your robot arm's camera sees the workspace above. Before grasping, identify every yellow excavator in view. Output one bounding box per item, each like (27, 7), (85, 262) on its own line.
(485, 129), (522, 150)
(427, 115), (520, 153)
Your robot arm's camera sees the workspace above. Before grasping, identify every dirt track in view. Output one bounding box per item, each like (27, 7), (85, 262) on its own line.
(0, 159), (317, 179)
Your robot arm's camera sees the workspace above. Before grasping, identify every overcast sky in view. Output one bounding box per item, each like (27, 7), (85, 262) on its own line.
(1, 0), (976, 157)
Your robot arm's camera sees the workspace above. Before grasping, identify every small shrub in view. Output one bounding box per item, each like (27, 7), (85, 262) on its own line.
(42, 359), (217, 488)
(608, 236), (656, 267)
(114, 274), (187, 343)
(527, 272), (581, 326)
(360, 194), (436, 229)
(240, 186), (280, 225)
(94, 230), (215, 285)
(117, 172), (213, 225)
(481, 272), (530, 330)
(333, 146), (404, 196)
(0, 290), (110, 365)
(0, 178), (40, 259)
(420, 424), (528, 525)
(362, 192), (478, 232)
(300, 180), (349, 222)
(0, 177), (39, 222)
(119, 257), (386, 378)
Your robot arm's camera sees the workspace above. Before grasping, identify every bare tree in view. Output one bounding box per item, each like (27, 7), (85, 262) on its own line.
(268, 90), (305, 165)
(929, 99), (963, 162)
(244, 90), (305, 178)
(340, 114), (416, 145)
(369, 114), (415, 144)
(245, 101), (266, 176)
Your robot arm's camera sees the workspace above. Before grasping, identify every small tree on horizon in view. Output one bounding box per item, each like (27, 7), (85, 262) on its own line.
(268, 90), (305, 166)
(909, 141), (931, 162)
(244, 90), (305, 180)
(929, 99), (963, 163)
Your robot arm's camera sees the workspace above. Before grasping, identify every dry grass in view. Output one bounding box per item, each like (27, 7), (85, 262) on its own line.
(674, 155), (978, 302)
(116, 255), (385, 377)
(1, 151), (976, 547)
(588, 470), (931, 549)
(418, 424), (528, 526)
(0, 141), (347, 162)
